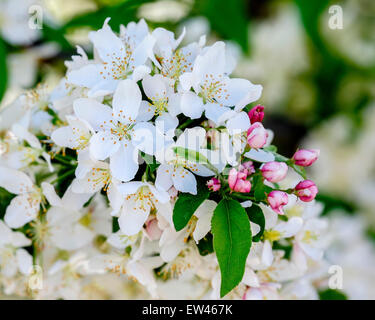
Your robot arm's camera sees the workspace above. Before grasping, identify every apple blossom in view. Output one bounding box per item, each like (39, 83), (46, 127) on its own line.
(261, 161), (288, 183)
(247, 122), (268, 149)
(228, 168), (251, 193)
(294, 180), (318, 202)
(292, 149), (320, 167)
(248, 105), (265, 124)
(207, 177), (221, 191)
(267, 190), (289, 215)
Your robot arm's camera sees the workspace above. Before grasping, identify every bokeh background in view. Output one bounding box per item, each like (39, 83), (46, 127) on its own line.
(0, 0), (375, 299)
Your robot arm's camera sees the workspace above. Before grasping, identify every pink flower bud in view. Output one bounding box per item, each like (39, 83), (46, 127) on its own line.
(248, 105), (265, 124)
(228, 168), (251, 193)
(267, 191), (289, 215)
(239, 161), (255, 177)
(292, 149), (320, 166)
(145, 218), (162, 241)
(247, 122), (268, 149)
(207, 178), (221, 192)
(260, 161), (288, 183)
(294, 180), (318, 202)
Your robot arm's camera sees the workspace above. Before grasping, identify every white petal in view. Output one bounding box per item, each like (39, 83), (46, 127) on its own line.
(244, 149), (275, 162)
(90, 131), (120, 160)
(155, 164), (173, 191)
(136, 101), (155, 122)
(16, 249), (32, 275)
(0, 166), (33, 194)
(180, 92), (204, 119)
(142, 74), (167, 101)
(110, 143), (139, 182)
(73, 98), (113, 131)
(89, 20), (125, 62)
(132, 122), (165, 155)
(205, 103), (235, 126)
(132, 65), (151, 82)
(155, 113), (178, 135)
(193, 200), (217, 243)
(5, 194), (40, 228)
(118, 205), (150, 236)
(261, 240), (274, 266)
(41, 182), (62, 207)
(172, 167), (197, 194)
(175, 127), (207, 150)
(226, 111), (250, 133)
(11, 124), (41, 149)
(275, 217), (303, 238)
(112, 79), (142, 123)
(242, 267), (260, 287)
(116, 181), (145, 196)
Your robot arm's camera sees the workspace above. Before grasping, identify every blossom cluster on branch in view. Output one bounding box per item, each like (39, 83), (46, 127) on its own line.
(0, 19), (327, 299)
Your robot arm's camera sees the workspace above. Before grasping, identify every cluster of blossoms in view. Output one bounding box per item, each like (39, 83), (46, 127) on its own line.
(0, 19), (327, 299)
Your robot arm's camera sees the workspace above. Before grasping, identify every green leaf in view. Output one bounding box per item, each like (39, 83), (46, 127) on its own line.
(196, 0), (249, 52)
(246, 205), (265, 242)
(0, 187), (15, 220)
(172, 178), (209, 231)
(319, 289), (347, 300)
(63, 0), (153, 31)
(212, 199), (252, 297)
(0, 38), (7, 103)
(252, 174), (272, 202)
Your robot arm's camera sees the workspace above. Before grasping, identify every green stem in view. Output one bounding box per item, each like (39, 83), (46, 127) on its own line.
(50, 168), (76, 184)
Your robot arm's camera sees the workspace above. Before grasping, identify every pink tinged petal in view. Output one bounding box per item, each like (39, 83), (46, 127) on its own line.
(73, 98), (113, 131)
(267, 191), (289, 215)
(171, 167), (197, 194)
(155, 164), (174, 191)
(112, 79), (142, 123)
(16, 249), (32, 275)
(292, 149), (320, 167)
(0, 166), (33, 194)
(247, 122), (268, 149)
(180, 92), (204, 119)
(145, 218), (163, 241)
(5, 194), (40, 228)
(260, 161), (288, 183)
(90, 131), (120, 160)
(110, 143), (139, 182)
